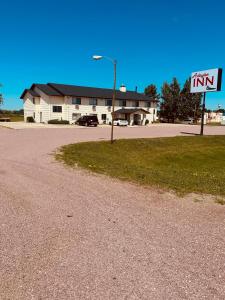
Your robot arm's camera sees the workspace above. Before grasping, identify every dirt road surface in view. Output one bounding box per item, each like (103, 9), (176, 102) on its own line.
(0, 124), (225, 299)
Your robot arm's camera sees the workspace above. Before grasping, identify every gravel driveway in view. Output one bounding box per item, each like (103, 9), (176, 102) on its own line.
(0, 124), (225, 300)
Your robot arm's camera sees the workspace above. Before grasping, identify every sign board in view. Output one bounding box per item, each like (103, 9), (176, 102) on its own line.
(190, 68), (222, 93)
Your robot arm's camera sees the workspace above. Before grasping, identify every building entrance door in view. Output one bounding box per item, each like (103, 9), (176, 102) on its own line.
(133, 114), (141, 125)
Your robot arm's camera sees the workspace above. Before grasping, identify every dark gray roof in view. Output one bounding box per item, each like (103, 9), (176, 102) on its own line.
(20, 89), (40, 99)
(21, 83), (153, 101)
(48, 83), (151, 101)
(32, 84), (63, 96)
(115, 108), (150, 114)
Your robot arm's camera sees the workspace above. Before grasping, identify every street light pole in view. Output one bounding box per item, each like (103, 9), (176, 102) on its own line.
(93, 55), (117, 144)
(0, 84), (3, 107)
(111, 60), (117, 144)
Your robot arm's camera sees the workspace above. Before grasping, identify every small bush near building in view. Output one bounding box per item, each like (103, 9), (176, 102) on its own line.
(26, 116), (35, 123)
(145, 119), (149, 125)
(48, 119), (69, 124)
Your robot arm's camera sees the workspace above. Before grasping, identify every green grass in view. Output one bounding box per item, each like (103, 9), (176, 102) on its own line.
(56, 136), (225, 196)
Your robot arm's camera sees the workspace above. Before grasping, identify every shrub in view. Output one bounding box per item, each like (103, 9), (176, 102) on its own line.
(26, 116), (35, 123)
(145, 119), (149, 125)
(48, 119), (69, 124)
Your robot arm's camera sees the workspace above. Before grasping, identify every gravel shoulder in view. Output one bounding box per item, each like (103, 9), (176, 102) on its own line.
(0, 125), (225, 300)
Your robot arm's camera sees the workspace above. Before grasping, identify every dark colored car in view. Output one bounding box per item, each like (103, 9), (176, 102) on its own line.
(75, 115), (99, 127)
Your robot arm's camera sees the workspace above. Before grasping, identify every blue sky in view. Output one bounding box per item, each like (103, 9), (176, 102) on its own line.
(0, 0), (224, 110)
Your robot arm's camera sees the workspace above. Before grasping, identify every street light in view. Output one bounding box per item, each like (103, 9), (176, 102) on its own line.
(92, 55), (103, 60)
(92, 55), (117, 144)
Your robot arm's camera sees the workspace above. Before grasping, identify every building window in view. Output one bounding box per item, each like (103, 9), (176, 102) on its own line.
(105, 99), (112, 106)
(32, 98), (35, 104)
(52, 106), (62, 113)
(89, 98), (97, 105)
(119, 100), (126, 107)
(101, 114), (107, 121)
(145, 101), (150, 108)
(72, 113), (81, 120)
(131, 101), (139, 107)
(72, 97), (81, 105)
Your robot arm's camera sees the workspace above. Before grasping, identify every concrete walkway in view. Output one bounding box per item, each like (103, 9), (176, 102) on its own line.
(0, 121), (83, 129)
(0, 125), (225, 299)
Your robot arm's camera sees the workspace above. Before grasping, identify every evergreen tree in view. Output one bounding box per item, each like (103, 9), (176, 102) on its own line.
(160, 82), (171, 122)
(144, 84), (160, 101)
(160, 78), (202, 123)
(160, 78), (180, 123)
(170, 77), (180, 121)
(180, 78), (202, 122)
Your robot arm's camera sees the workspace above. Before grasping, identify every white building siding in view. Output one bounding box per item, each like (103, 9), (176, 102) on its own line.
(49, 96), (65, 121)
(31, 87), (50, 123)
(23, 92), (36, 121)
(39, 97), (50, 123)
(32, 87), (66, 123)
(23, 91), (158, 125)
(63, 97), (156, 125)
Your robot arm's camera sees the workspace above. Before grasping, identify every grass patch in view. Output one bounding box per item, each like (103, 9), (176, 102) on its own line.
(215, 198), (225, 205)
(56, 136), (225, 196)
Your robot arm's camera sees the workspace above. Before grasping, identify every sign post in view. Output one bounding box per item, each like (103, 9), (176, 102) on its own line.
(200, 92), (206, 135)
(190, 68), (222, 135)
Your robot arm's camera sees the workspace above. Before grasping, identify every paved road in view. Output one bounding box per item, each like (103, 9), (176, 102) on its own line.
(0, 125), (225, 300)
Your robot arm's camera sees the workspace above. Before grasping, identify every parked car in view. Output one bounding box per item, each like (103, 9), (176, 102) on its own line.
(159, 117), (168, 123)
(181, 118), (194, 124)
(75, 115), (99, 127)
(113, 118), (128, 126)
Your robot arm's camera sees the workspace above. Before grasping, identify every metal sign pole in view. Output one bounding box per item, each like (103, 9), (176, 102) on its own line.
(200, 92), (206, 135)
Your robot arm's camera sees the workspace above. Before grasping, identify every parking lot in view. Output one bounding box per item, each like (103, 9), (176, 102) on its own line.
(0, 124), (225, 299)
(1, 120), (225, 134)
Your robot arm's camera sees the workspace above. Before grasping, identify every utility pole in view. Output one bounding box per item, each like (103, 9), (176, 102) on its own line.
(110, 60), (117, 144)
(92, 55), (117, 144)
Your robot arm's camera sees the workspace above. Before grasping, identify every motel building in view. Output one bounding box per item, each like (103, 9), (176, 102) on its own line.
(20, 83), (158, 125)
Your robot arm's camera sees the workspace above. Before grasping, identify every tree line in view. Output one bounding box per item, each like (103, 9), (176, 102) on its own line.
(0, 109), (24, 115)
(145, 78), (202, 123)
